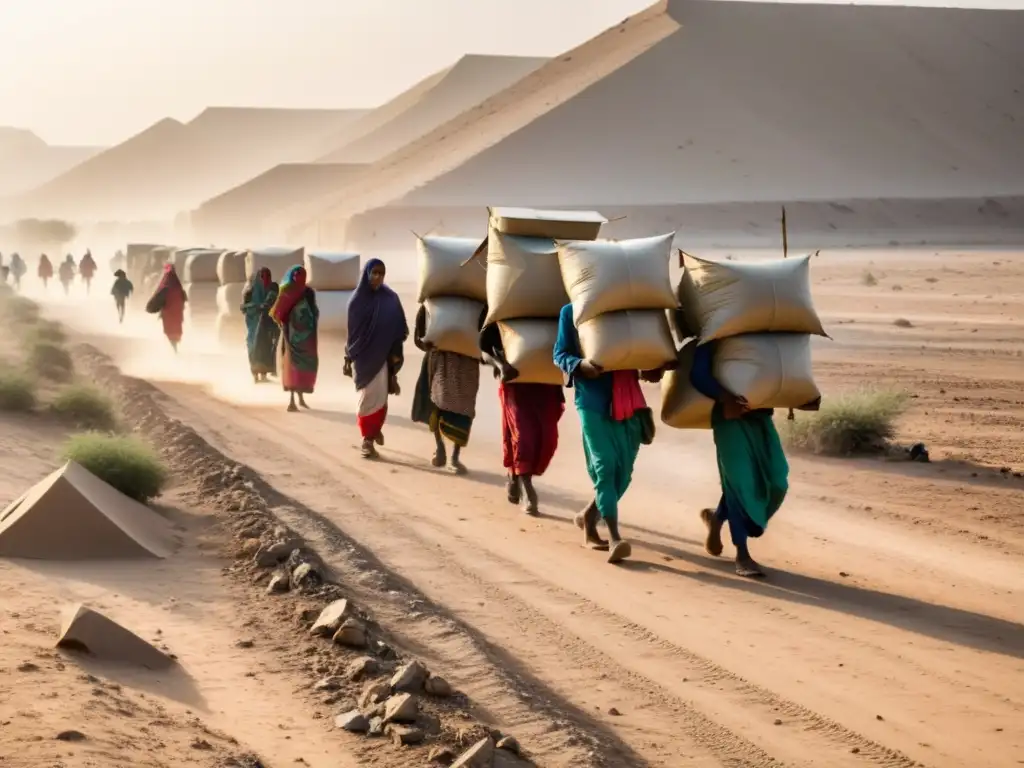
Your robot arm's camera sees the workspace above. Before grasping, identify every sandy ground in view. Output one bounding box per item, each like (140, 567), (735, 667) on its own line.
(8, 247), (1024, 767)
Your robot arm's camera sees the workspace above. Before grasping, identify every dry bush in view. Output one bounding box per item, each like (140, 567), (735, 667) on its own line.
(893, 318), (914, 328)
(782, 389), (908, 456)
(51, 383), (118, 431)
(62, 433), (168, 503)
(28, 340), (74, 381)
(861, 270), (878, 287)
(0, 369), (37, 412)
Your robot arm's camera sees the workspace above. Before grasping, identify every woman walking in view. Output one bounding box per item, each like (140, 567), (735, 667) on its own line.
(412, 304), (485, 475)
(8, 253), (26, 291)
(58, 255), (75, 296)
(690, 342), (807, 578)
(480, 323), (564, 515)
(111, 269), (134, 323)
(145, 263), (187, 352)
(344, 259), (408, 459)
(241, 266), (280, 383)
(38, 254), (53, 289)
(269, 265), (319, 412)
(553, 303), (662, 563)
(79, 250), (97, 294)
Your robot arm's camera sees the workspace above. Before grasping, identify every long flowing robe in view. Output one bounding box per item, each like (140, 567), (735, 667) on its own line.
(38, 255), (53, 280)
(269, 265), (318, 393)
(58, 257), (75, 285)
(242, 268), (279, 376)
(79, 253), (97, 280)
(499, 382), (564, 477)
(145, 264), (188, 342)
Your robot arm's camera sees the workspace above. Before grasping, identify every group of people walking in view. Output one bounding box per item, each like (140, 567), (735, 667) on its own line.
(0, 251), (97, 295)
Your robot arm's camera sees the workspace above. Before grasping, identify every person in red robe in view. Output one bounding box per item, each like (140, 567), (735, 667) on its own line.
(145, 264), (188, 352)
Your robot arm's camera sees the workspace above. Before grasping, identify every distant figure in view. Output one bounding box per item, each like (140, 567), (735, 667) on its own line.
(58, 255), (75, 296)
(110, 269), (134, 324)
(343, 259), (408, 459)
(109, 250), (125, 272)
(269, 265), (319, 412)
(8, 253), (26, 291)
(38, 254), (53, 289)
(240, 266), (280, 383)
(0, 265), (9, 285)
(145, 263), (187, 353)
(79, 250), (97, 294)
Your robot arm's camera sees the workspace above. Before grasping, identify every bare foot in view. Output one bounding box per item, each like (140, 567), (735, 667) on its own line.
(701, 508), (724, 557)
(448, 461), (468, 476)
(581, 503), (608, 551)
(287, 403), (299, 413)
(735, 556), (765, 579)
(607, 539), (632, 564)
(360, 440), (378, 459)
(431, 450), (446, 468)
(299, 397), (310, 410)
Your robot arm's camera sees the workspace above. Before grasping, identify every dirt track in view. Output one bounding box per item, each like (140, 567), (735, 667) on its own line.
(28, 248), (1024, 767)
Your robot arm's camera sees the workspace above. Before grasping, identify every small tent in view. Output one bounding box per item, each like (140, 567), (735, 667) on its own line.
(57, 604), (174, 669)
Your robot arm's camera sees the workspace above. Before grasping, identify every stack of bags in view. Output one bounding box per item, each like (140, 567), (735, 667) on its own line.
(417, 236), (487, 358)
(484, 207), (608, 383)
(660, 253), (827, 428)
(557, 232), (678, 373)
(214, 250), (248, 347)
(182, 249), (224, 328)
(305, 251), (360, 335)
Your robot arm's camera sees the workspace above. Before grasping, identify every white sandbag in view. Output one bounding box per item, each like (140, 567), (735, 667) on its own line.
(680, 253), (826, 343)
(246, 246), (304, 282)
(183, 250), (222, 284)
(577, 309), (675, 372)
(660, 340), (715, 430)
(715, 333), (820, 410)
(422, 297), (485, 359)
(216, 283), (246, 315)
(215, 311), (246, 348)
(497, 319), (562, 386)
(305, 252), (360, 291)
(558, 233), (677, 326)
(183, 282), (219, 321)
(489, 207), (606, 241)
(484, 231), (567, 325)
(416, 236), (487, 303)
(314, 290), (353, 334)
(217, 250), (247, 285)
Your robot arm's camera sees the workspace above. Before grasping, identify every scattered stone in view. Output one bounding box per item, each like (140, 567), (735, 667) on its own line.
(55, 730), (86, 742)
(428, 745), (457, 764)
(266, 572), (290, 594)
(774, 719), (783, 726)
(374, 640), (397, 659)
(309, 600), (349, 637)
(17, 662), (40, 672)
(254, 540), (296, 567)
(334, 710), (369, 734)
(496, 735), (521, 755)
(424, 674), (453, 697)
(390, 660), (428, 693)
(451, 737), (495, 768)
(383, 693), (419, 724)
(851, 747), (860, 754)
(608, 707), (621, 716)
(191, 738), (214, 750)
(239, 538), (261, 556)
(876, 714), (884, 721)
(235, 639), (254, 649)
(367, 716), (385, 738)
(345, 656), (379, 681)
(333, 619), (368, 649)
(359, 681), (391, 710)
(295, 606), (320, 625)
(313, 676), (342, 692)
(290, 562), (322, 590)
(389, 725), (425, 746)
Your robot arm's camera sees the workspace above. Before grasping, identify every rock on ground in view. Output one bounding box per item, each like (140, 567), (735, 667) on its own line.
(335, 710), (370, 734)
(383, 692), (418, 724)
(309, 599), (349, 637)
(451, 737), (495, 768)
(390, 660), (428, 693)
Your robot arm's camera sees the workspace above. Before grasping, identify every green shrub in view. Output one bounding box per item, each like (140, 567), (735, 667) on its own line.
(782, 389), (908, 456)
(0, 369), (37, 412)
(22, 319), (67, 347)
(62, 433), (168, 502)
(51, 383), (118, 430)
(28, 340), (74, 381)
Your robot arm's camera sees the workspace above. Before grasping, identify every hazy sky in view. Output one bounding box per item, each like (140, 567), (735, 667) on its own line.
(1, 0), (1020, 147)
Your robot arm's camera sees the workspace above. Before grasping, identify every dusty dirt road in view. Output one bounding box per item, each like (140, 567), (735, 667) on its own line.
(30, 248), (1024, 767)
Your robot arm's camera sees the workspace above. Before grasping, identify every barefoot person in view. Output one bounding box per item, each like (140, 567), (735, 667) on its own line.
(38, 253), (53, 289)
(110, 269), (134, 323)
(58, 255), (75, 296)
(145, 263), (187, 353)
(79, 250), (97, 294)
(480, 323), (564, 515)
(553, 303), (662, 563)
(411, 303), (485, 475)
(241, 267), (280, 383)
(690, 341), (803, 578)
(269, 265), (319, 412)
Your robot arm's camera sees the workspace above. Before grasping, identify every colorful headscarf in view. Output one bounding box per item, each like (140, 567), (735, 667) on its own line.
(270, 265), (307, 325)
(345, 258), (407, 390)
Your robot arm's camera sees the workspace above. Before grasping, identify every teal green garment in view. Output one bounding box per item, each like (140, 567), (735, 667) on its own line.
(580, 409), (643, 523)
(712, 407), (789, 535)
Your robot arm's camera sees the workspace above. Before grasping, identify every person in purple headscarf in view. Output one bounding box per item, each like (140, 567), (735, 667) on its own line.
(344, 258), (409, 459)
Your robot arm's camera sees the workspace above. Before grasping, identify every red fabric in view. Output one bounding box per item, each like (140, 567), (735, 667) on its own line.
(611, 370), (646, 422)
(157, 264), (186, 342)
(358, 405), (388, 439)
(269, 267), (307, 325)
(79, 254), (96, 279)
(499, 382), (564, 477)
(38, 258), (53, 278)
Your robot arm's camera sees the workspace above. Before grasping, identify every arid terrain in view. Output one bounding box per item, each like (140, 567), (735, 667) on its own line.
(1, 247), (1022, 768)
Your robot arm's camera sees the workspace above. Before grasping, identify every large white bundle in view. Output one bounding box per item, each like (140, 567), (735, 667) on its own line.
(497, 319), (562, 385)
(680, 253), (826, 343)
(484, 231), (567, 326)
(184, 282), (219, 322)
(715, 333), (820, 410)
(215, 310), (246, 348)
(305, 252), (360, 291)
(422, 297), (485, 359)
(314, 290), (354, 334)
(183, 250), (223, 283)
(416, 236), (487, 303)
(558, 233), (677, 326)
(577, 310), (675, 372)
(489, 207), (606, 241)
(217, 250), (247, 285)
(660, 340), (715, 429)
(246, 246), (304, 282)
(216, 283), (246, 315)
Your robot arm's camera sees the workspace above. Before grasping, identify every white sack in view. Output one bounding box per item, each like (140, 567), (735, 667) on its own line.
(306, 252), (360, 291)
(422, 297), (485, 359)
(680, 253), (826, 343)
(558, 233), (677, 326)
(485, 231), (567, 325)
(246, 246), (304, 282)
(714, 333), (820, 410)
(217, 251), (247, 285)
(488, 207), (606, 241)
(660, 340), (715, 430)
(497, 319), (562, 386)
(416, 236), (487, 303)
(314, 290), (353, 334)
(184, 281), (219, 321)
(216, 283), (246, 316)
(183, 250), (222, 284)
(577, 310), (675, 372)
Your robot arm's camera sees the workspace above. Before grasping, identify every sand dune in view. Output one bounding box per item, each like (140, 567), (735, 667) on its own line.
(283, 0), (1024, 243)
(0, 127), (102, 199)
(15, 108), (367, 221)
